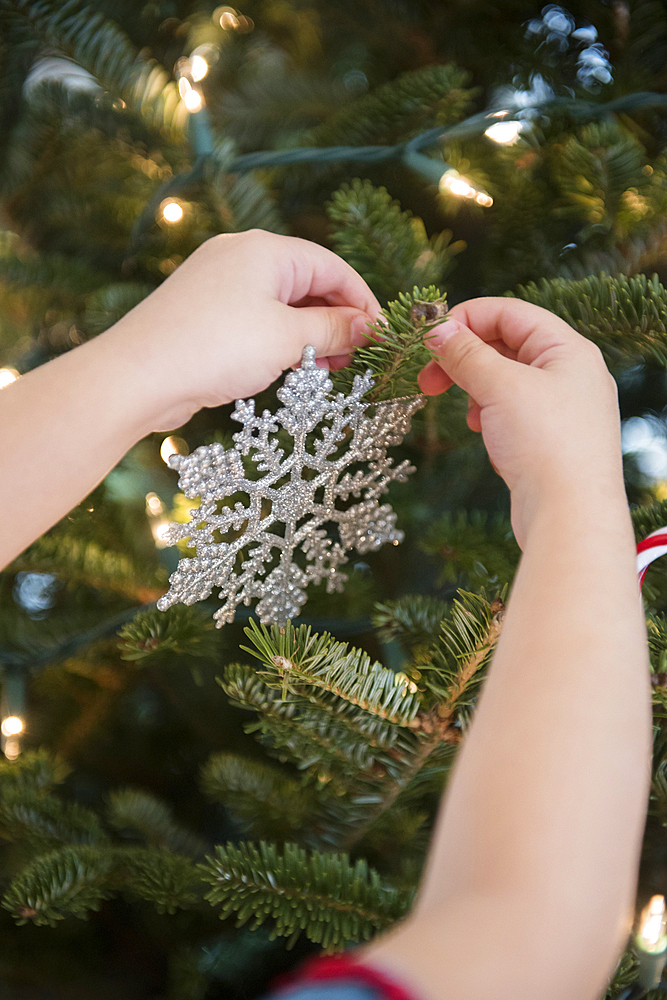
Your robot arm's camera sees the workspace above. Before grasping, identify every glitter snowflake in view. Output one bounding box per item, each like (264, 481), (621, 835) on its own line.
(156, 345), (425, 626)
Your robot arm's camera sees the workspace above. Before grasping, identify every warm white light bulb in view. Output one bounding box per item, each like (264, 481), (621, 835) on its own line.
(484, 120), (523, 144)
(190, 54), (208, 81)
(0, 368), (18, 388)
(145, 492), (165, 515)
(219, 10), (239, 28)
(183, 89), (203, 112)
(638, 896), (667, 951)
(178, 75), (192, 98)
(151, 520), (171, 548)
(161, 201), (184, 223)
(160, 435), (189, 464)
(1, 716), (23, 737)
(448, 178), (474, 197)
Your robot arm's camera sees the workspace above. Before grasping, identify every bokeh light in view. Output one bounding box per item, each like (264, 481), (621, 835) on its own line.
(160, 200), (184, 224)
(1, 716), (23, 737)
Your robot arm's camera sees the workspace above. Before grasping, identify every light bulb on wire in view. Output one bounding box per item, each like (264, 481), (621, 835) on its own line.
(635, 895), (667, 990)
(183, 89), (203, 112)
(160, 200), (184, 224)
(190, 54), (208, 81)
(638, 896), (667, 952)
(1, 716), (23, 737)
(484, 120), (523, 145)
(439, 169), (493, 207)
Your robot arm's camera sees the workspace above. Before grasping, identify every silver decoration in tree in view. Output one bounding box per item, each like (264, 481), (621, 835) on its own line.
(156, 345), (425, 626)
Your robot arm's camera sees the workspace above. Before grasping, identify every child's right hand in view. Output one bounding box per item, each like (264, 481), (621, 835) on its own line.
(418, 297), (627, 548)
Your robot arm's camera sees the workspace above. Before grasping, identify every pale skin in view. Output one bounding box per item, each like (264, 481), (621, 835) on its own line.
(0, 230), (652, 1000)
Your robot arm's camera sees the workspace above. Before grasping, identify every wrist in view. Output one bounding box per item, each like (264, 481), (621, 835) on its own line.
(97, 319), (201, 436)
(513, 469), (632, 551)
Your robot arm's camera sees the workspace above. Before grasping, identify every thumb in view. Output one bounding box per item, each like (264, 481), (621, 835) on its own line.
(289, 304), (372, 358)
(426, 318), (515, 406)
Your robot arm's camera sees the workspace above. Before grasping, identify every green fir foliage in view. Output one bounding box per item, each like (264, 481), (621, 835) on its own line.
(331, 285), (448, 401)
(326, 178), (463, 303)
(513, 272), (667, 367)
(421, 510), (521, 590)
(117, 605), (219, 663)
(200, 840), (411, 952)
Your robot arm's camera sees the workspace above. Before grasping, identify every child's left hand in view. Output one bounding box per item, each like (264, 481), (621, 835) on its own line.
(108, 229), (382, 432)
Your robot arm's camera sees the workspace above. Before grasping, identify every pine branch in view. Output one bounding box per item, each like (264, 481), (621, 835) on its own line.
(511, 272), (667, 368)
(0, 791), (108, 852)
(0, 749), (69, 795)
(107, 789), (206, 858)
(373, 595), (450, 659)
(3, 844), (202, 925)
(241, 620), (422, 727)
(420, 509), (521, 590)
(432, 594), (506, 735)
(115, 847), (201, 914)
(303, 64), (475, 149)
(0, 0), (186, 136)
(2, 844), (114, 925)
(335, 593), (506, 851)
(220, 662), (413, 760)
(330, 285), (449, 401)
(326, 178), (463, 303)
(200, 840), (411, 952)
(200, 753), (314, 841)
(117, 606), (219, 663)
(9, 532), (167, 604)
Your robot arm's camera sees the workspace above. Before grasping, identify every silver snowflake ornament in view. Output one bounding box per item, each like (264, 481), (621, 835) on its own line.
(156, 346), (425, 626)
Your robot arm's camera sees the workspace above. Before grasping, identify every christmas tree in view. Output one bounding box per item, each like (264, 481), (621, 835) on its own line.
(2, 1), (667, 996)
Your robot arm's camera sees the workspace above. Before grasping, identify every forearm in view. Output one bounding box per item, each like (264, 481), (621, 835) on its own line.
(417, 484), (650, 905)
(360, 485), (652, 999)
(0, 328), (160, 569)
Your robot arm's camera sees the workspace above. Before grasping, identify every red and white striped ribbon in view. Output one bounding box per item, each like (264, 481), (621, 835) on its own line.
(637, 527), (667, 591)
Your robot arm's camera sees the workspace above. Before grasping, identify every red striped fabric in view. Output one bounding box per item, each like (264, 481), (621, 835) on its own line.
(269, 953), (420, 1000)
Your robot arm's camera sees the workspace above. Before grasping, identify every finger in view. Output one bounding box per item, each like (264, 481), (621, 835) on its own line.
(285, 304), (372, 359)
(268, 233), (383, 320)
(328, 353), (353, 370)
(447, 296), (580, 367)
(418, 360), (453, 395)
(427, 318), (516, 405)
(467, 396), (482, 433)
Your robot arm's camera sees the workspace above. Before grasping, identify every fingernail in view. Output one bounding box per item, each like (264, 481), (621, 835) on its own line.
(428, 319), (462, 347)
(350, 315), (372, 346)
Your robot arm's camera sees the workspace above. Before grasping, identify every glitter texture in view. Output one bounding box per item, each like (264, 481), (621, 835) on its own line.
(156, 346), (425, 626)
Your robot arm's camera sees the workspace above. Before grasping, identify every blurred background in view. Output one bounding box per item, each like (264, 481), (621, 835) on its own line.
(3, 1), (667, 997)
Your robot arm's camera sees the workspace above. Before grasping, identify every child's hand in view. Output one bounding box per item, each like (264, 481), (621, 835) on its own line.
(418, 297), (625, 548)
(109, 229), (381, 432)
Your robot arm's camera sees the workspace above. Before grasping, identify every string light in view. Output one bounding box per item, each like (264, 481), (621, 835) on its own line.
(484, 120), (524, 144)
(0, 367), (18, 388)
(145, 492), (165, 516)
(160, 435), (189, 464)
(145, 493), (171, 548)
(635, 895), (667, 989)
(1, 716), (23, 737)
(439, 169), (494, 206)
(151, 521), (171, 548)
(1, 672), (25, 760)
(183, 88), (203, 112)
(160, 199), (184, 223)
(190, 54), (208, 82)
